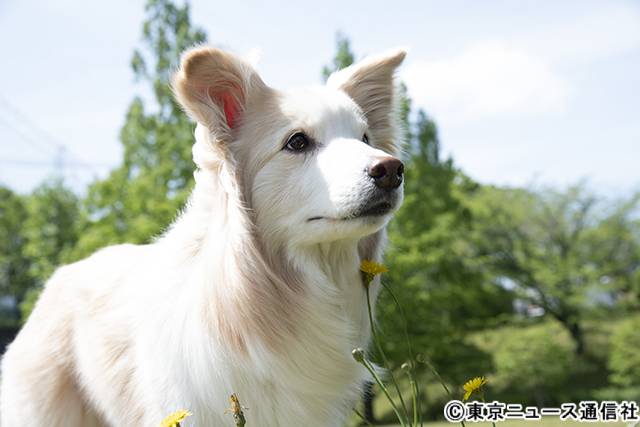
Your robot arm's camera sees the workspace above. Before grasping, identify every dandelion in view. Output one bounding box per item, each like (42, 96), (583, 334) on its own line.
(462, 376), (487, 401)
(160, 409), (192, 427)
(360, 260), (388, 287)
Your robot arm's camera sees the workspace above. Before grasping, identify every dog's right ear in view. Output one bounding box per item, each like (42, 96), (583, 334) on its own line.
(172, 46), (268, 142)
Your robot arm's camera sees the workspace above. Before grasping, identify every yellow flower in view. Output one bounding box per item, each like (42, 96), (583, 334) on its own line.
(463, 376), (487, 401)
(360, 260), (389, 275)
(160, 409), (192, 427)
(360, 260), (388, 287)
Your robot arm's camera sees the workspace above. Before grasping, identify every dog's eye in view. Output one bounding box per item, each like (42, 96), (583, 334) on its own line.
(285, 132), (310, 152)
(362, 134), (370, 145)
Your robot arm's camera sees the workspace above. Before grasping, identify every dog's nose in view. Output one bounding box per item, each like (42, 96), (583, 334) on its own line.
(367, 157), (404, 190)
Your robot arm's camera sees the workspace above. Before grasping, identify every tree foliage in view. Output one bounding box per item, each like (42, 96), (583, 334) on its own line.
(470, 184), (640, 355)
(23, 179), (80, 285)
(491, 322), (574, 404)
(322, 33), (355, 81)
(608, 315), (640, 387)
(71, 0), (207, 259)
(0, 187), (31, 305)
(0, 180), (80, 322)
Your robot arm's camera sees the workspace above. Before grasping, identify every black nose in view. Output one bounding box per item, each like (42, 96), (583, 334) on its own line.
(367, 157), (404, 190)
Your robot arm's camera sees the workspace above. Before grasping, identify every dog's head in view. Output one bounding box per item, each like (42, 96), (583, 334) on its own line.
(173, 47), (406, 247)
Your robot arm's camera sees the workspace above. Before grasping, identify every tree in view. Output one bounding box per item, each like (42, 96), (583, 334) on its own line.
(470, 184), (640, 355)
(608, 316), (640, 388)
(587, 193), (640, 308)
(0, 187), (31, 310)
(322, 33), (355, 82)
(22, 179), (80, 284)
(18, 179), (80, 321)
(72, 0), (207, 259)
(491, 323), (574, 406)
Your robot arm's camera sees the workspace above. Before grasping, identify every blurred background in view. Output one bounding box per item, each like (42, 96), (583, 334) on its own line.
(0, 0), (639, 425)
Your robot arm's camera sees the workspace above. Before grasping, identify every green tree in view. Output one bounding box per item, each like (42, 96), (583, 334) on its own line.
(72, 0), (207, 259)
(470, 184), (640, 355)
(608, 316), (640, 388)
(587, 193), (640, 308)
(23, 179), (80, 284)
(0, 187), (31, 310)
(322, 32), (355, 81)
(19, 179), (80, 320)
(491, 322), (574, 406)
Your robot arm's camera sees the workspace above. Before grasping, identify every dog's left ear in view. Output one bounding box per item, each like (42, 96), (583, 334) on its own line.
(327, 49), (406, 155)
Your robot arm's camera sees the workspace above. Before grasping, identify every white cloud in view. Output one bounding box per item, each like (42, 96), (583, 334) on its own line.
(402, 42), (568, 124)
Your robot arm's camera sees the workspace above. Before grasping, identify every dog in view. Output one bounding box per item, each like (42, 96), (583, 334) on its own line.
(1, 45), (406, 427)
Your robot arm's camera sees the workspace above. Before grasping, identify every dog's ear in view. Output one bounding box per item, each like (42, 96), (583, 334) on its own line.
(326, 49), (406, 155)
(172, 46), (268, 142)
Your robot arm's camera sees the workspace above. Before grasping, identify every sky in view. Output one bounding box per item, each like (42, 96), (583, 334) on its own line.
(0, 0), (638, 195)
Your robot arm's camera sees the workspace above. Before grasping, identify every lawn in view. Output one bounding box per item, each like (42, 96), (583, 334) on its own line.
(378, 418), (629, 427)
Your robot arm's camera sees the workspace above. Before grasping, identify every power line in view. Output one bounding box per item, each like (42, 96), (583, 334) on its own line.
(0, 157), (112, 169)
(0, 115), (56, 158)
(0, 94), (109, 176)
(0, 95), (66, 152)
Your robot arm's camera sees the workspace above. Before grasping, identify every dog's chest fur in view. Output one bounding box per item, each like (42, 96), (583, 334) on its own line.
(125, 201), (376, 427)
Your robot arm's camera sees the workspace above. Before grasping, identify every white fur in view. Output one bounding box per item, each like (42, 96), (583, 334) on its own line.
(0, 46), (406, 427)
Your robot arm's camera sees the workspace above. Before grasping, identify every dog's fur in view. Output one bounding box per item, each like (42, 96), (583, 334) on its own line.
(0, 46), (406, 427)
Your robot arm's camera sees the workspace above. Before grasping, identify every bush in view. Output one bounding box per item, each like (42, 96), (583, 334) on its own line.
(608, 316), (640, 387)
(490, 323), (574, 404)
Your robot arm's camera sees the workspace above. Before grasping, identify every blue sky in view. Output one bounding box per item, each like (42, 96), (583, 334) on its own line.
(0, 0), (638, 195)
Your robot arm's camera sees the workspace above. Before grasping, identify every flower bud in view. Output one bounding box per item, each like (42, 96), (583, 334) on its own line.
(352, 348), (366, 363)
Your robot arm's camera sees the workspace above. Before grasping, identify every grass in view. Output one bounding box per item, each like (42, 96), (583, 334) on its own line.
(378, 419), (627, 427)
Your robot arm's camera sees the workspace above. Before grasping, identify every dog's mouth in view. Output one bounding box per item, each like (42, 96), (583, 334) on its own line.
(351, 201), (394, 218)
(308, 195), (398, 222)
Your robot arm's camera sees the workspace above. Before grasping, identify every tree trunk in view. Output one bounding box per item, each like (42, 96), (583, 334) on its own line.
(567, 320), (586, 356)
(553, 311), (586, 356)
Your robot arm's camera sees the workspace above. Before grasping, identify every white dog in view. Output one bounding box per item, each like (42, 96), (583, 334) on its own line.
(1, 45), (406, 427)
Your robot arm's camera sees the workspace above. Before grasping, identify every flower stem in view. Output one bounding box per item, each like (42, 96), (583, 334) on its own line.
(361, 356), (407, 427)
(365, 285), (410, 424)
(481, 394), (496, 427)
(404, 366), (418, 427)
(381, 281), (424, 427)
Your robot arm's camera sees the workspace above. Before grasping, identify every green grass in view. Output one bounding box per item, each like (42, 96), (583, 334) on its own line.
(378, 419), (627, 427)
